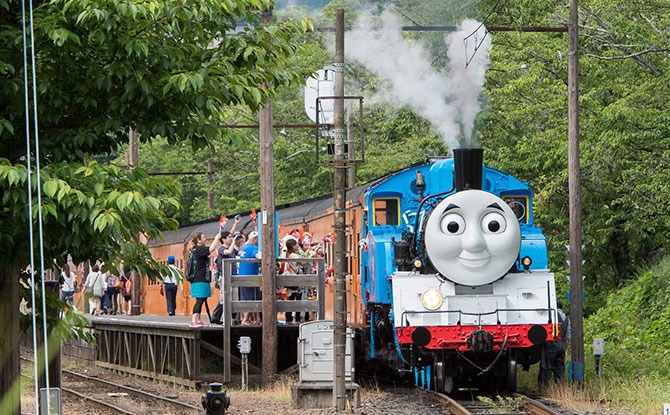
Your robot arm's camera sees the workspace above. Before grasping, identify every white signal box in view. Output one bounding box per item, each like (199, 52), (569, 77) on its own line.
(593, 338), (604, 356)
(238, 336), (251, 354)
(304, 69), (335, 125)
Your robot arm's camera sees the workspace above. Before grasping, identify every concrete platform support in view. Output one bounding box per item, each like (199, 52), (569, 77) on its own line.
(291, 381), (360, 409)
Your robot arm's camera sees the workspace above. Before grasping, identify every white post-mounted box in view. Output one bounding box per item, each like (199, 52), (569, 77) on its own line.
(593, 338), (604, 356)
(297, 320), (354, 383)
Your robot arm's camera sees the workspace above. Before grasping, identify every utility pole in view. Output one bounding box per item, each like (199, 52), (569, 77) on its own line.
(567, 0), (584, 384)
(128, 127), (138, 168)
(128, 127), (141, 316)
(259, 8), (278, 387)
(347, 106), (356, 189)
(333, 8), (348, 411)
(207, 158), (214, 214)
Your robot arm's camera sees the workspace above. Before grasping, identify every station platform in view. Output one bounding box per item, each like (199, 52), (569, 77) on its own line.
(72, 313), (302, 388)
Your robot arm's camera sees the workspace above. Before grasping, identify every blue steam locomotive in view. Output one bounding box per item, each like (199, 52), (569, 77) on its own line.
(359, 148), (560, 392)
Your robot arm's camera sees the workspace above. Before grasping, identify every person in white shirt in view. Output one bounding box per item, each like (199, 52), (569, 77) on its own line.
(59, 265), (76, 310)
(162, 256), (180, 316)
(84, 263), (106, 315)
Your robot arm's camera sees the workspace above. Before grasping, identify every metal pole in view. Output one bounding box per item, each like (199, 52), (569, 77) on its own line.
(241, 354), (249, 390)
(128, 127), (138, 168)
(130, 269), (141, 316)
(347, 105), (355, 189)
(333, 8), (348, 411)
(567, 0), (584, 384)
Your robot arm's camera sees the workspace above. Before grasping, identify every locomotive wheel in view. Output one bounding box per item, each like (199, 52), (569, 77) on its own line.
(506, 351), (518, 392)
(444, 376), (455, 393)
(434, 362), (444, 393)
(433, 362), (454, 393)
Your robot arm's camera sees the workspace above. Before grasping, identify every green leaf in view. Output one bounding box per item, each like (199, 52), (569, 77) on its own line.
(43, 179), (59, 198)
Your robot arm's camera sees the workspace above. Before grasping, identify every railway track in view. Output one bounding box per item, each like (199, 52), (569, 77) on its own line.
(20, 356), (202, 415)
(431, 391), (562, 415)
(61, 369), (202, 414)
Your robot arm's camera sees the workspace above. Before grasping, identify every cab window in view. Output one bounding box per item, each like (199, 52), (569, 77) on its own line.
(372, 198), (399, 226)
(502, 196), (528, 223)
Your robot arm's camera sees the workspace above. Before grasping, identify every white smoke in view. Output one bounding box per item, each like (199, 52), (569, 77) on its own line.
(345, 10), (491, 151)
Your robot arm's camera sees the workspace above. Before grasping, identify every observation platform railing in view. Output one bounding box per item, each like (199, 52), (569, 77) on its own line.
(219, 257), (326, 382)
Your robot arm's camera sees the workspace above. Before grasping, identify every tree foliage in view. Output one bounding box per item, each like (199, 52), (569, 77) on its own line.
(0, 0), (312, 411)
(1, 0), (311, 267)
(481, 0), (670, 311)
(1, 0), (312, 162)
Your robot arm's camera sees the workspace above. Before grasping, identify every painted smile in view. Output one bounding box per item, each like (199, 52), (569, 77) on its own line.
(458, 255), (491, 269)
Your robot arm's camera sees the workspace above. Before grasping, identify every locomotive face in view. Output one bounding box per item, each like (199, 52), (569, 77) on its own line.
(424, 190), (521, 286)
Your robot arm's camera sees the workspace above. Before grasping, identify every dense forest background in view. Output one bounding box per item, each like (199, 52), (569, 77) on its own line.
(132, 0), (669, 315)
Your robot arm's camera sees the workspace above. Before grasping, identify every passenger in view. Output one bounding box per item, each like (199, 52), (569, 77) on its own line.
(283, 238), (308, 323)
(103, 271), (119, 315)
(163, 256), (180, 316)
(188, 231), (221, 327)
(211, 216), (241, 325)
(539, 300), (571, 388)
(119, 270), (132, 315)
(231, 233), (245, 324)
(238, 231), (262, 325)
(84, 264), (106, 315)
(59, 265), (76, 311)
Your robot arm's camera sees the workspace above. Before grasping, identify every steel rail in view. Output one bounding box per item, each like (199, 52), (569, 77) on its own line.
(515, 393), (563, 415)
(427, 388), (564, 415)
(63, 369), (202, 411)
(426, 389), (473, 415)
(61, 386), (135, 415)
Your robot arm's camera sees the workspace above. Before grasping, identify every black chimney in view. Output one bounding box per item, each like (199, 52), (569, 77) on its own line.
(453, 148), (483, 191)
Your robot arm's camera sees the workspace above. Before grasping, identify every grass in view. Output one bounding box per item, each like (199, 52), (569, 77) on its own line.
(508, 257), (670, 415)
(515, 353), (670, 414)
(534, 375), (670, 415)
(580, 374), (670, 415)
(225, 375), (295, 402)
(518, 355), (670, 415)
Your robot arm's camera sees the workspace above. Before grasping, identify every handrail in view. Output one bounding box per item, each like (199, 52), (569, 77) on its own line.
(218, 257), (326, 382)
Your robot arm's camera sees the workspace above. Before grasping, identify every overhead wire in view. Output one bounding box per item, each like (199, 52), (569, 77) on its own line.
(22, 0), (52, 410)
(463, 0), (503, 68)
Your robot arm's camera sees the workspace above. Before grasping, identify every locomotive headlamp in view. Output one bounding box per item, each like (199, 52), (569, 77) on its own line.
(413, 258), (423, 269)
(421, 288), (443, 310)
(521, 256), (533, 270)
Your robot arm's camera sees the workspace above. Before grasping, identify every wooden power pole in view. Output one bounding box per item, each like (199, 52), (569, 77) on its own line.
(259, 9), (278, 386)
(567, 0), (584, 383)
(333, 8), (348, 411)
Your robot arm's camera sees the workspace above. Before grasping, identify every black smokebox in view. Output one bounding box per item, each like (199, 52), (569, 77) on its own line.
(453, 148), (483, 191)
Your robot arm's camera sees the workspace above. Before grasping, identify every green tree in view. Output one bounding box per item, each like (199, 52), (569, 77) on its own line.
(0, 0), (311, 411)
(482, 0), (670, 311)
(133, 29), (336, 222)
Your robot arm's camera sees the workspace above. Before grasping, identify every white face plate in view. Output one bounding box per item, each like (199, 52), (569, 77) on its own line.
(424, 190), (521, 286)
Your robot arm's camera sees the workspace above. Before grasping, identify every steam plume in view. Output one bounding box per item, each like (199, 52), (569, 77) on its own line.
(345, 10), (491, 151)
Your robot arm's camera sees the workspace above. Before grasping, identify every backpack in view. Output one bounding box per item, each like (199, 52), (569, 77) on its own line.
(185, 250), (197, 282)
(123, 274), (132, 294)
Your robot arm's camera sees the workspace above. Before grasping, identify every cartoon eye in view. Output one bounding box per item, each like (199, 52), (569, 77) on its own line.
(482, 212), (507, 234)
(441, 213), (465, 235)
